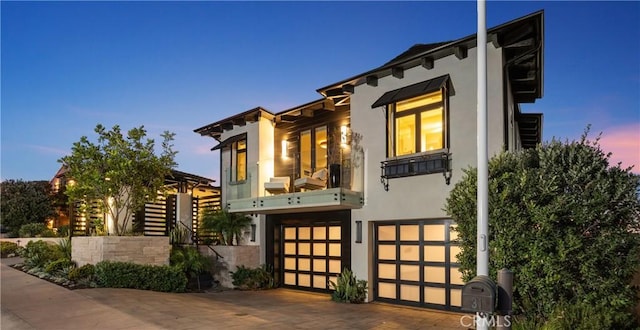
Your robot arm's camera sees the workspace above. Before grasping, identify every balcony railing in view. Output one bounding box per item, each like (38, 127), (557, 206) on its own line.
(224, 150), (365, 214)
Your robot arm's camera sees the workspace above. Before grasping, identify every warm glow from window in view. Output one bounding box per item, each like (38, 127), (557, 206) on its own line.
(396, 116), (415, 156)
(396, 91), (442, 112)
(421, 108), (443, 151)
(391, 89), (445, 157)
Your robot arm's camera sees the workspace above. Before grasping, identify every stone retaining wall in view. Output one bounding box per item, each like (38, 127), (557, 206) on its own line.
(199, 245), (260, 288)
(72, 236), (170, 267)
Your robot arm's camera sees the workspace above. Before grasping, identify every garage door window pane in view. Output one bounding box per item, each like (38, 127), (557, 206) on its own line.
(299, 243), (310, 255)
(379, 282), (396, 299)
(424, 225), (445, 241)
(284, 227), (296, 239)
(298, 258), (310, 271)
(424, 287), (446, 305)
(401, 284), (420, 302)
(299, 227), (311, 240)
(424, 246), (445, 262)
(378, 245), (396, 260)
(400, 225), (419, 241)
(284, 243), (296, 255)
(329, 226), (341, 240)
(313, 275), (326, 289)
(313, 243), (326, 256)
(400, 264), (419, 281)
(400, 245), (419, 261)
(450, 288), (462, 307)
(313, 226), (326, 240)
(450, 246), (461, 262)
(378, 263), (396, 280)
(284, 273), (296, 285)
(313, 259), (326, 272)
(378, 226), (395, 241)
(450, 267), (464, 285)
(424, 266), (445, 283)
(299, 274), (311, 287)
(329, 243), (341, 257)
(284, 257), (296, 270)
(329, 259), (341, 273)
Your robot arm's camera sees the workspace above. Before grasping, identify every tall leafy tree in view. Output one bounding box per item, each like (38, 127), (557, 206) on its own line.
(0, 180), (55, 236)
(60, 124), (177, 235)
(445, 130), (640, 326)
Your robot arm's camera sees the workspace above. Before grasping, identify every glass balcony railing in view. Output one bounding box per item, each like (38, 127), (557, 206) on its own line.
(223, 149), (365, 214)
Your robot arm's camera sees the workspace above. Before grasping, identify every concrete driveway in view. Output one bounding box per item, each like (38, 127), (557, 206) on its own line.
(1, 258), (467, 329)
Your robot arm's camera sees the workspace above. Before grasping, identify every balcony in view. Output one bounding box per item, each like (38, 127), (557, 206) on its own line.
(224, 151), (364, 215)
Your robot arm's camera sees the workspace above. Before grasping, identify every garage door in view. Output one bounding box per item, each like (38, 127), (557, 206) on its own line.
(374, 219), (463, 311)
(281, 222), (344, 291)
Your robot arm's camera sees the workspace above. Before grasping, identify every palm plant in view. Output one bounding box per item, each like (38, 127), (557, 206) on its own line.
(201, 207), (251, 246)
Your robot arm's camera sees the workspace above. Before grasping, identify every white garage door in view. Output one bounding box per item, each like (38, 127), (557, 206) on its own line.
(374, 219), (463, 311)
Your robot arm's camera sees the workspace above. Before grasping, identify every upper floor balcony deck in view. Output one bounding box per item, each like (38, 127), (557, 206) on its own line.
(223, 152), (364, 215)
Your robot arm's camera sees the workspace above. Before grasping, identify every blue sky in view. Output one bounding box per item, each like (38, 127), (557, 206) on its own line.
(2, 1), (639, 183)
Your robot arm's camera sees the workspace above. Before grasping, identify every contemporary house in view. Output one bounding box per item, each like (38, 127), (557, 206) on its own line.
(195, 11), (544, 312)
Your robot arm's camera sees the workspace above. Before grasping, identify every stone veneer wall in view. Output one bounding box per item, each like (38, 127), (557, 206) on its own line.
(72, 236), (170, 267)
(199, 245), (260, 288)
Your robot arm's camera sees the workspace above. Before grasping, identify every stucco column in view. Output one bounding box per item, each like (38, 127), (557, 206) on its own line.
(176, 193), (194, 243)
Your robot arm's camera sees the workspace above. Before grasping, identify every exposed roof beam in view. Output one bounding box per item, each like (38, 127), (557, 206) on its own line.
(392, 67), (404, 79)
(421, 57), (434, 69)
(454, 46), (468, 59)
(366, 75), (378, 86)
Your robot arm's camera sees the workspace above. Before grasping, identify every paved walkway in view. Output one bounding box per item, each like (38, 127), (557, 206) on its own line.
(1, 258), (468, 329)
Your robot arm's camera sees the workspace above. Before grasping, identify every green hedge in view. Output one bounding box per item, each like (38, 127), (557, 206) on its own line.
(0, 241), (18, 257)
(19, 240), (64, 269)
(95, 261), (187, 292)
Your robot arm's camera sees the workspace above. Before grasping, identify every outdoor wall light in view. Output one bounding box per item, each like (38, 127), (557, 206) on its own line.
(281, 140), (288, 159)
(340, 125), (348, 147)
(355, 220), (362, 243)
(250, 224), (256, 242)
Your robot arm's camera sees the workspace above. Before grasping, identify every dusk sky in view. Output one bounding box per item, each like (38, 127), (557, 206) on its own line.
(2, 1), (639, 183)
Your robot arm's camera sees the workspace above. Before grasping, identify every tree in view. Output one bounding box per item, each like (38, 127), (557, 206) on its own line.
(60, 124), (177, 236)
(200, 207), (252, 246)
(444, 131), (640, 327)
(0, 180), (55, 237)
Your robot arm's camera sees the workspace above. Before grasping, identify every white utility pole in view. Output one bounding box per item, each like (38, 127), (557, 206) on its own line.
(477, 0), (490, 329)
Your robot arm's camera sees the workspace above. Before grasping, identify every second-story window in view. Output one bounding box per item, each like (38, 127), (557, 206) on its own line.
(232, 138), (247, 181)
(388, 90), (446, 157)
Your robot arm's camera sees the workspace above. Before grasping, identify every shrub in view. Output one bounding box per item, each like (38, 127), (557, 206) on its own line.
(19, 240), (64, 269)
(231, 264), (276, 290)
(56, 225), (70, 237)
(0, 241), (19, 257)
(57, 237), (72, 260)
(444, 131), (640, 325)
(18, 223), (56, 238)
(95, 260), (187, 292)
(329, 268), (367, 303)
(45, 258), (76, 275)
(170, 246), (211, 278)
(69, 264), (96, 283)
(544, 300), (635, 330)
